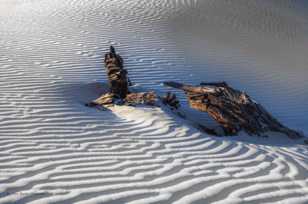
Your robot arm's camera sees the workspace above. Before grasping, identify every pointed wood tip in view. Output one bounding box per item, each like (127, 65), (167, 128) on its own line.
(110, 45), (116, 54)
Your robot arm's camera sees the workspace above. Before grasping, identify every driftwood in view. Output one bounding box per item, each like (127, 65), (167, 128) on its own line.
(104, 46), (129, 99)
(164, 81), (302, 139)
(87, 46), (179, 109)
(87, 46), (303, 139)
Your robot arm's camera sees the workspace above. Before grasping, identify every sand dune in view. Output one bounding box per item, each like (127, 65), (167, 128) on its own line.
(0, 0), (308, 203)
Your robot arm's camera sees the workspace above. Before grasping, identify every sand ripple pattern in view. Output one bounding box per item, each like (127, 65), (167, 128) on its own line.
(0, 0), (308, 203)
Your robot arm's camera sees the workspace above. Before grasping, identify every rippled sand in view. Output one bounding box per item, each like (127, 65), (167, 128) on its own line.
(0, 0), (308, 203)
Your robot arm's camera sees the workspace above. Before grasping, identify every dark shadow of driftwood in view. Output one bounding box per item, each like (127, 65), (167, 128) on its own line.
(58, 81), (120, 119)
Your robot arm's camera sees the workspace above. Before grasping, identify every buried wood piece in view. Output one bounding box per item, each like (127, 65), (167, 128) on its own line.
(90, 91), (180, 109)
(164, 81), (303, 139)
(125, 92), (158, 106)
(125, 90), (180, 109)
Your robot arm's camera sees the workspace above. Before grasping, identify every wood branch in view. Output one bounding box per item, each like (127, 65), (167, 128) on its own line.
(164, 81), (303, 139)
(92, 93), (115, 106)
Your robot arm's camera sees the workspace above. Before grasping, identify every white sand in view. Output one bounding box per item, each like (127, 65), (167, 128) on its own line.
(0, 0), (308, 203)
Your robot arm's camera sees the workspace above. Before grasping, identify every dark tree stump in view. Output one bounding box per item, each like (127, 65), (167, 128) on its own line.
(164, 81), (302, 139)
(104, 46), (129, 99)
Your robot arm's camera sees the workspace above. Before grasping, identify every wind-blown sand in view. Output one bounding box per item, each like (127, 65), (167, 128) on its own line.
(0, 0), (308, 203)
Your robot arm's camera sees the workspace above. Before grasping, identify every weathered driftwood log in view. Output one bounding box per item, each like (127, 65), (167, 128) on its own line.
(164, 81), (302, 139)
(104, 46), (129, 99)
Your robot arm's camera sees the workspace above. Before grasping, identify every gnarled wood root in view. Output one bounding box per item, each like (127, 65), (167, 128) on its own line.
(164, 81), (303, 139)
